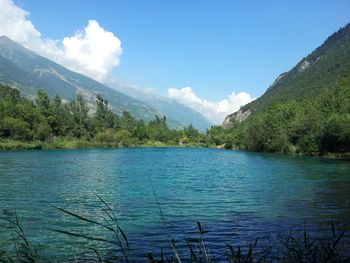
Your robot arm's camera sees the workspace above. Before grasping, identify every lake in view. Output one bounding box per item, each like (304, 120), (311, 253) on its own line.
(0, 148), (349, 261)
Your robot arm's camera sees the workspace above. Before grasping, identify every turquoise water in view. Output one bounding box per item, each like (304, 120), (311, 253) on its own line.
(0, 148), (349, 260)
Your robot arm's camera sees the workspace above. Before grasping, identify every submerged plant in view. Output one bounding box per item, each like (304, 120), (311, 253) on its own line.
(278, 222), (350, 263)
(0, 209), (41, 263)
(50, 195), (130, 263)
(0, 200), (349, 262)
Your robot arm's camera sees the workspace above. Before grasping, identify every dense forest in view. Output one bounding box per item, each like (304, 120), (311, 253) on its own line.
(0, 83), (208, 149)
(214, 78), (350, 156)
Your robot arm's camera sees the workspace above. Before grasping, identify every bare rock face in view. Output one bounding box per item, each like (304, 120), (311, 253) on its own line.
(298, 60), (310, 72)
(270, 72), (287, 87)
(222, 109), (251, 129)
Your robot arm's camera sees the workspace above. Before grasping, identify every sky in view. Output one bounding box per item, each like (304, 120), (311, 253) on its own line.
(0, 0), (349, 123)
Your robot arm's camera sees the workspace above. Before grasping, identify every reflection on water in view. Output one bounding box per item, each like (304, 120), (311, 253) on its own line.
(0, 148), (349, 259)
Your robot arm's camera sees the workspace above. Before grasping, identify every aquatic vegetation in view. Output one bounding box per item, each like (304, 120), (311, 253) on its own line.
(0, 210), (41, 262)
(1, 197), (349, 262)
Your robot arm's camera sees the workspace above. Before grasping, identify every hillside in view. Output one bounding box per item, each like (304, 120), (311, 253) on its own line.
(224, 23), (350, 126)
(0, 36), (184, 127)
(109, 84), (214, 131)
(217, 24), (350, 155)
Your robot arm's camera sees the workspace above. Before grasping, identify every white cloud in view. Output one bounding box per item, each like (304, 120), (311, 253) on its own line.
(0, 0), (122, 82)
(0, 0), (254, 124)
(61, 20), (122, 81)
(143, 87), (157, 95)
(0, 0), (41, 44)
(168, 87), (255, 124)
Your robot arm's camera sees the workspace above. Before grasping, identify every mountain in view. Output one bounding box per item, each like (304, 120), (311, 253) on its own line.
(108, 84), (214, 131)
(224, 23), (350, 127)
(218, 24), (350, 155)
(0, 36), (184, 127)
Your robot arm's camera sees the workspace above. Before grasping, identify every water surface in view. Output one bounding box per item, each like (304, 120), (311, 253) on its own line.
(0, 148), (349, 260)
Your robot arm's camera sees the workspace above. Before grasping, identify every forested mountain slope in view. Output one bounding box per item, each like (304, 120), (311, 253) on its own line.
(224, 24), (350, 125)
(0, 36), (178, 125)
(217, 24), (350, 155)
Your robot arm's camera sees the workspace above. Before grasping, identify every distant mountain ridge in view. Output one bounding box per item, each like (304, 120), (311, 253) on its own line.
(0, 36), (213, 130)
(224, 23), (350, 126)
(109, 84), (214, 131)
(0, 36), (163, 120)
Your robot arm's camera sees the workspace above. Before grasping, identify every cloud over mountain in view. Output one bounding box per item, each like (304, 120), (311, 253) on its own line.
(0, 0), (122, 81)
(168, 87), (254, 124)
(0, 0), (254, 125)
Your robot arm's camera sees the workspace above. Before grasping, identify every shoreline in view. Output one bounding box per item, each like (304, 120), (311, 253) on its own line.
(0, 138), (216, 151)
(1, 139), (349, 160)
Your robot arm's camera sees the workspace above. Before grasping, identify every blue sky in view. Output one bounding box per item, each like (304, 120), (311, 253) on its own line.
(0, 0), (348, 122)
(18, 0), (350, 100)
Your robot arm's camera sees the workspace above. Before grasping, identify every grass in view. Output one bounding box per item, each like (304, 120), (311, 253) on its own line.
(0, 138), (212, 151)
(2, 138), (348, 161)
(0, 196), (349, 262)
(0, 139), (45, 150)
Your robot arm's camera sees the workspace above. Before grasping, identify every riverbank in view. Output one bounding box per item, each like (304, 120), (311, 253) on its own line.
(0, 138), (213, 151)
(1, 138), (349, 159)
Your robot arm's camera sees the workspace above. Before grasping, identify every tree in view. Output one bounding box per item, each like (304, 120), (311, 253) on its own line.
(69, 94), (90, 138)
(50, 95), (70, 136)
(95, 94), (117, 129)
(321, 114), (350, 153)
(0, 117), (30, 140)
(35, 90), (51, 117)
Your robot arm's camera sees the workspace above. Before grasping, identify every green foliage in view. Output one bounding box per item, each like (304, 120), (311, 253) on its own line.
(0, 116), (30, 140)
(0, 83), (204, 149)
(321, 113), (350, 153)
(94, 94), (118, 130)
(213, 78), (350, 156)
(216, 24), (350, 156)
(35, 90), (51, 117)
(204, 126), (226, 146)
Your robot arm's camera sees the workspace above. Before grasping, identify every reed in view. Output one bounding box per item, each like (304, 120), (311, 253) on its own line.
(0, 198), (349, 262)
(0, 209), (41, 262)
